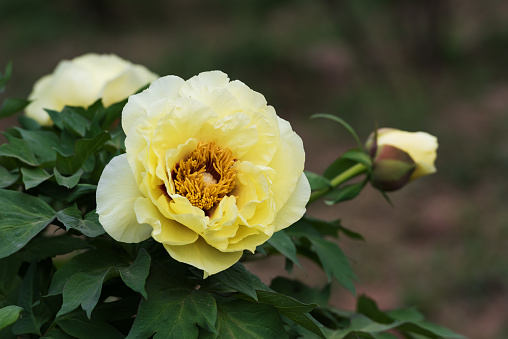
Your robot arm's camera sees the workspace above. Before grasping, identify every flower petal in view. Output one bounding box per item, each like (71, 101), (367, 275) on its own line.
(122, 75), (185, 133)
(268, 117), (306, 212)
(102, 65), (157, 107)
(133, 197), (198, 245)
(272, 173), (310, 231)
(164, 237), (243, 278)
(96, 154), (152, 242)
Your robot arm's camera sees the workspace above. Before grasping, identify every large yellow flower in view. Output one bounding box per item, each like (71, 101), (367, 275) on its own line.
(25, 53), (158, 126)
(96, 71), (310, 276)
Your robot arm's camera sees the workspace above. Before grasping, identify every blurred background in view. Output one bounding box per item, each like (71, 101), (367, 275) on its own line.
(1, 0), (508, 337)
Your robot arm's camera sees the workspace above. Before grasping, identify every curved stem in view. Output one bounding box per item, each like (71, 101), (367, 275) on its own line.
(307, 163), (368, 205)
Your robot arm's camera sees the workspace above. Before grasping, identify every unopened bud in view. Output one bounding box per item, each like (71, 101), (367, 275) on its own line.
(367, 128), (438, 191)
(371, 144), (416, 191)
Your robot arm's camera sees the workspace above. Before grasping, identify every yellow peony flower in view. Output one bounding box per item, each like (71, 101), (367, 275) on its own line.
(25, 53), (158, 126)
(374, 128), (438, 180)
(96, 71), (310, 277)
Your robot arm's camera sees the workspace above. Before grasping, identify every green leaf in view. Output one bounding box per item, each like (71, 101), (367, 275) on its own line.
(324, 181), (366, 205)
(0, 133), (39, 166)
(17, 234), (90, 262)
(12, 263), (51, 335)
(54, 168), (83, 189)
(270, 277), (330, 306)
(0, 61), (13, 91)
(311, 114), (363, 150)
(267, 230), (301, 268)
(55, 206), (105, 237)
(323, 156), (357, 180)
(41, 327), (75, 339)
(323, 314), (399, 338)
(127, 271), (217, 338)
(48, 249), (127, 296)
(56, 310), (124, 339)
(46, 107), (90, 137)
(0, 189), (56, 258)
(15, 128), (61, 163)
(0, 256), (22, 308)
(307, 235), (357, 295)
(214, 299), (287, 339)
(21, 167), (53, 189)
(357, 295), (394, 324)
(57, 269), (113, 318)
(119, 249), (151, 299)
(304, 171), (330, 191)
(0, 305), (23, 331)
(256, 290), (324, 338)
(56, 131), (111, 175)
(212, 262), (258, 301)
(342, 149), (372, 168)
(0, 98), (30, 119)
(0, 166), (18, 188)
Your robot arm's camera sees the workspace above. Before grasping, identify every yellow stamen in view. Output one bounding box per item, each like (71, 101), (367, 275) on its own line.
(173, 141), (236, 210)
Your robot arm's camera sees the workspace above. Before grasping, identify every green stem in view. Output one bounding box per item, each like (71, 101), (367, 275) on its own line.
(308, 163), (368, 205)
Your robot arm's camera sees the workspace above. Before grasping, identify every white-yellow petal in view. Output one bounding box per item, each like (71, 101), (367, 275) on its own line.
(272, 173), (310, 231)
(268, 117), (306, 212)
(164, 237), (243, 278)
(377, 129), (438, 180)
(96, 154), (152, 243)
(133, 197), (198, 245)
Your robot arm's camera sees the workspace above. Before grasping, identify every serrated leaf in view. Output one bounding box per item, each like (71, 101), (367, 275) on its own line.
(0, 133), (39, 166)
(0, 305), (23, 331)
(55, 206), (105, 237)
(56, 310), (124, 339)
(57, 269), (113, 318)
(324, 181), (366, 205)
(256, 290), (324, 338)
(17, 234), (90, 262)
(0, 189), (55, 258)
(212, 262), (258, 300)
(54, 168), (83, 189)
(307, 235), (357, 295)
(21, 167), (53, 189)
(267, 230), (301, 268)
(214, 299), (287, 339)
(12, 263), (51, 335)
(127, 271), (217, 339)
(304, 171), (330, 191)
(0, 166), (18, 188)
(119, 249), (151, 299)
(0, 98), (30, 119)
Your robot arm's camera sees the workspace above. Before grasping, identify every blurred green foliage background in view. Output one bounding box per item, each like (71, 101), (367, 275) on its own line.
(2, 0), (508, 337)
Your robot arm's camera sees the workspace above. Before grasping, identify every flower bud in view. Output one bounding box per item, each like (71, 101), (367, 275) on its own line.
(371, 144), (416, 191)
(367, 128), (438, 191)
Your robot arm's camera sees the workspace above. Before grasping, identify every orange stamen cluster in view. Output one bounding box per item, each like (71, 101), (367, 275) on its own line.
(173, 141), (236, 211)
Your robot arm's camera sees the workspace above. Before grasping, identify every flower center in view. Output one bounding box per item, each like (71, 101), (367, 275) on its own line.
(172, 141), (236, 211)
